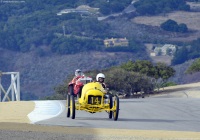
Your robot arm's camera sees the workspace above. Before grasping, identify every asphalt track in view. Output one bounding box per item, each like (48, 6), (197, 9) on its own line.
(1, 83), (200, 139)
(37, 98), (200, 132)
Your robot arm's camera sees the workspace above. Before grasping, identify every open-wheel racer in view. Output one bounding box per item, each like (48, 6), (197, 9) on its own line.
(66, 74), (119, 121)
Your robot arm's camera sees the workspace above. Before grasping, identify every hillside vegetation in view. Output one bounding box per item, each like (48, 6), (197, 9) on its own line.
(0, 0), (134, 54)
(1, 0), (200, 100)
(46, 60), (176, 100)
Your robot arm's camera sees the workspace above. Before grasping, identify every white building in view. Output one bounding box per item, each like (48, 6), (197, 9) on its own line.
(153, 44), (176, 56)
(57, 5), (99, 16)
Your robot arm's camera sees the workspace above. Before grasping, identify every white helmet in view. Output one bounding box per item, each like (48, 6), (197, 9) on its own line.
(75, 69), (82, 76)
(96, 73), (105, 81)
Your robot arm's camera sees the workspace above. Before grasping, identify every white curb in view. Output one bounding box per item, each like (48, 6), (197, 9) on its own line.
(28, 100), (65, 124)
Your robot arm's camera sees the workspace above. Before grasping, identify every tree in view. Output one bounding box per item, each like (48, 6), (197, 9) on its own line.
(99, 3), (111, 15)
(178, 23), (188, 33)
(121, 60), (175, 91)
(111, 2), (125, 13)
(161, 19), (188, 33)
(136, 3), (156, 15)
(157, 49), (162, 56)
(153, 62), (175, 90)
(166, 48), (172, 56)
(134, 0), (190, 15)
(161, 19), (179, 32)
(170, 38), (200, 65)
(186, 58), (200, 74)
(105, 67), (153, 95)
(171, 46), (188, 65)
(49, 60), (176, 99)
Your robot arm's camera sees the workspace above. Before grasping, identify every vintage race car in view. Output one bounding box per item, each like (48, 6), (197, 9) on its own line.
(66, 76), (119, 121)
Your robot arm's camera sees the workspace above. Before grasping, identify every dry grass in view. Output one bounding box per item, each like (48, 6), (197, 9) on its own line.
(131, 3), (200, 42)
(150, 82), (200, 98)
(150, 55), (172, 65)
(145, 43), (173, 65)
(132, 11), (200, 31)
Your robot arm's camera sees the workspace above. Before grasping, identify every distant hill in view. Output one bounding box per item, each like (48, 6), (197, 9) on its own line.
(2, 47), (200, 100)
(0, 48), (148, 99)
(1, 1), (200, 100)
(132, 10), (200, 42)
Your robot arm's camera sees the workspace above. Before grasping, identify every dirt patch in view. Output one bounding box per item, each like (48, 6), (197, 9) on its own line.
(150, 82), (200, 98)
(132, 11), (200, 30)
(188, 2), (200, 12)
(0, 123), (200, 140)
(132, 11), (200, 42)
(0, 101), (35, 123)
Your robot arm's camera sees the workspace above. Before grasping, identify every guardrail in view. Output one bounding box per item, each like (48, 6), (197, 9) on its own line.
(0, 72), (20, 102)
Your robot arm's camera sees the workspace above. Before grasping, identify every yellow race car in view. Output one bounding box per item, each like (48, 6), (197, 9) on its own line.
(66, 76), (119, 121)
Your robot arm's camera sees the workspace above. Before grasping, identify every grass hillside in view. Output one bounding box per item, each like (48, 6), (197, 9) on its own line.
(131, 2), (200, 42)
(1, 1), (200, 100)
(150, 81), (200, 98)
(1, 48), (147, 99)
(132, 11), (200, 42)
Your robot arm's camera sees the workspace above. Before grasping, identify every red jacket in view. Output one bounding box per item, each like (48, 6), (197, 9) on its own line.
(69, 76), (83, 95)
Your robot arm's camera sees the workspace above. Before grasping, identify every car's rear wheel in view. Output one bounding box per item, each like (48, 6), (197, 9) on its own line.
(66, 94), (70, 118)
(113, 95), (119, 121)
(67, 85), (73, 118)
(109, 95), (113, 119)
(70, 95), (75, 119)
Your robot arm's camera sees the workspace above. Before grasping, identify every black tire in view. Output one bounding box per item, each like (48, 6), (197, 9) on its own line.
(109, 95), (113, 119)
(69, 85), (74, 95)
(67, 85), (73, 118)
(78, 86), (83, 98)
(66, 94), (70, 118)
(70, 95), (76, 119)
(113, 95), (119, 121)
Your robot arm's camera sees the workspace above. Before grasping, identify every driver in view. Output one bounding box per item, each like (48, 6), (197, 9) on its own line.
(96, 73), (111, 98)
(96, 73), (107, 89)
(71, 69), (83, 84)
(69, 69), (84, 96)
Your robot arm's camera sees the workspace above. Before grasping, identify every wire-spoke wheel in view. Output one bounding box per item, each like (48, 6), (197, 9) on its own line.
(70, 95), (75, 119)
(66, 94), (70, 117)
(113, 95), (119, 121)
(109, 95), (113, 119)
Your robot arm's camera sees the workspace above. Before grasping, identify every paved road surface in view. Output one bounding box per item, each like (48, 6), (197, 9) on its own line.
(1, 82), (200, 139)
(37, 98), (200, 132)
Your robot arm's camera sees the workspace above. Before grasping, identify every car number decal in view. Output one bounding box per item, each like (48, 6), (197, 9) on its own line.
(88, 96), (101, 105)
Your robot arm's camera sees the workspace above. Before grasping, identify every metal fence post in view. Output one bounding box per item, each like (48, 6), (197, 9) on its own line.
(0, 72), (20, 102)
